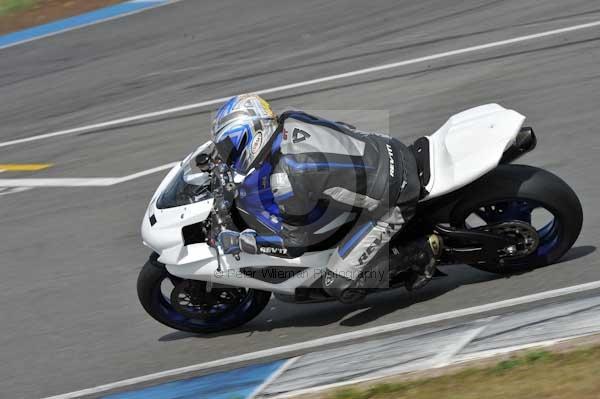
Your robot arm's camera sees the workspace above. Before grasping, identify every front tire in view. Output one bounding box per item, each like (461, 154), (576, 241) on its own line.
(450, 164), (583, 274)
(137, 254), (272, 333)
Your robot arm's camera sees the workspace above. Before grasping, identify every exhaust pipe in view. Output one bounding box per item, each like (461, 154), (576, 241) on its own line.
(500, 127), (537, 164)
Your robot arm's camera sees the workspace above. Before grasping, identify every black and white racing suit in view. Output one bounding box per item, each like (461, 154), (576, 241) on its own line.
(240, 111), (422, 300)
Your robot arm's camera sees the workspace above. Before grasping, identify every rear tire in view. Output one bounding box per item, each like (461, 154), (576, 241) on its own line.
(449, 164), (583, 274)
(137, 254), (272, 333)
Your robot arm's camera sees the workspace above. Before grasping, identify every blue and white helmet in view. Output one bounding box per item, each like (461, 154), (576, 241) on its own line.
(211, 94), (277, 173)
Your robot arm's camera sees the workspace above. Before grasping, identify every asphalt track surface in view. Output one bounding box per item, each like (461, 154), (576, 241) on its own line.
(1, 1), (600, 397)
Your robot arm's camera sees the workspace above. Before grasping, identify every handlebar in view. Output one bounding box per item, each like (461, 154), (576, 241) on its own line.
(213, 163), (242, 267)
(195, 152), (237, 249)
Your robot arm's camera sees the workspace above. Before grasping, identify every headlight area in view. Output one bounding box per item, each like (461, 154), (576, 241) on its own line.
(156, 169), (212, 209)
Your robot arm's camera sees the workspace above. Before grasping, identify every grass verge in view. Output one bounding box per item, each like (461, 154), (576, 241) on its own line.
(325, 345), (600, 399)
(0, 0), (36, 16)
(0, 0), (126, 35)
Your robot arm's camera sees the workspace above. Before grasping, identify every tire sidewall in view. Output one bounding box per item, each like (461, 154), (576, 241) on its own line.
(449, 165), (583, 272)
(137, 254), (271, 334)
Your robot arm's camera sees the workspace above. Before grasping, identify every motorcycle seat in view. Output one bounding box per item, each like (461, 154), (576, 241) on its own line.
(419, 104), (525, 200)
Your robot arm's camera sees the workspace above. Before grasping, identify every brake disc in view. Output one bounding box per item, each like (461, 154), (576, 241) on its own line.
(170, 280), (245, 319)
(479, 220), (539, 258)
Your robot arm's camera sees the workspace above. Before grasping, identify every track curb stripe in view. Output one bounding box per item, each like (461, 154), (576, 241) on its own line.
(101, 360), (286, 399)
(0, 0), (177, 51)
(42, 279), (600, 399)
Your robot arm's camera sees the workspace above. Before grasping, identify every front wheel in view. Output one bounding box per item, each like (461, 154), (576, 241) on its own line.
(450, 164), (583, 274)
(137, 254), (272, 333)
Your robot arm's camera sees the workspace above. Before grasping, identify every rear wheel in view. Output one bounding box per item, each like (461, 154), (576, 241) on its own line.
(449, 165), (583, 274)
(137, 254), (271, 333)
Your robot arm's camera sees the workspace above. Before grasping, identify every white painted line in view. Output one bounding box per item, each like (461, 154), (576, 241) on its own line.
(42, 279), (600, 399)
(0, 186), (34, 196)
(0, 96), (231, 149)
(3, 19), (600, 149)
(431, 325), (489, 368)
(113, 161), (179, 184)
(0, 178), (117, 187)
(0, 162), (177, 187)
(0, 0), (184, 51)
(248, 357), (301, 399)
(0, 167), (27, 197)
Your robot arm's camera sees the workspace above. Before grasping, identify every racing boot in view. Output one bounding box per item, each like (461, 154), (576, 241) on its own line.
(405, 234), (443, 291)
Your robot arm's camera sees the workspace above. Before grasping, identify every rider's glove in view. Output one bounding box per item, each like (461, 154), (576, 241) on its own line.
(217, 230), (241, 255)
(217, 229), (257, 255)
(239, 229), (258, 254)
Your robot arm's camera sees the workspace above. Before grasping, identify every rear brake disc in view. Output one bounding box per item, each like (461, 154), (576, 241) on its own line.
(478, 220), (539, 258)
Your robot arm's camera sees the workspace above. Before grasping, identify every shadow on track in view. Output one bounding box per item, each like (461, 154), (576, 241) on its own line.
(556, 245), (596, 264)
(158, 265), (500, 342)
(340, 245), (596, 327)
(158, 245), (595, 341)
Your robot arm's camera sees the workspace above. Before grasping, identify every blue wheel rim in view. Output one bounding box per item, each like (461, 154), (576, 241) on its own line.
(151, 277), (258, 331)
(465, 199), (561, 257)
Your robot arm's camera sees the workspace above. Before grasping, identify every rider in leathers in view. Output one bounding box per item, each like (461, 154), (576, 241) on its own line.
(213, 94), (441, 303)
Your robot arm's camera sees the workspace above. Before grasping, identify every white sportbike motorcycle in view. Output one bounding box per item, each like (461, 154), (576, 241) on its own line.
(138, 104), (582, 333)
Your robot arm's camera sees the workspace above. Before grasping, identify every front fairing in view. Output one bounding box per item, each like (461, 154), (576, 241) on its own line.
(141, 142), (215, 263)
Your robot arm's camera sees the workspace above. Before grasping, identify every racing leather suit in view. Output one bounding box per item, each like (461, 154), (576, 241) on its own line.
(234, 111), (422, 298)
